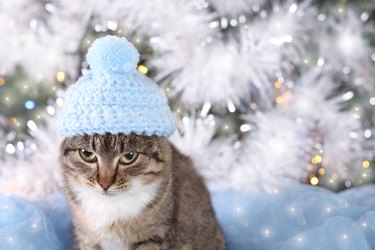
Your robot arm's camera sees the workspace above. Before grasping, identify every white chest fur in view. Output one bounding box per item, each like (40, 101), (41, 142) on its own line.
(73, 177), (160, 230)
(100, 233), (130, 250)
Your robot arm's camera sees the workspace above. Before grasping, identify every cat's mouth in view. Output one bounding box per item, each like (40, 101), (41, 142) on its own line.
(99, 189), (118, 196)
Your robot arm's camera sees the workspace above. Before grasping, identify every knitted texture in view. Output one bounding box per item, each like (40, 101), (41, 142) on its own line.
(58, 36), (176, 137)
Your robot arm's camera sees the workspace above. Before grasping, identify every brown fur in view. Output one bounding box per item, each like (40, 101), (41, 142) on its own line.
(60, 133), (225, 250)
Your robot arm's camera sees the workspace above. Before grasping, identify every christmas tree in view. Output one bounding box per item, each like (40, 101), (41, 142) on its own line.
(0, 0), (374, 249)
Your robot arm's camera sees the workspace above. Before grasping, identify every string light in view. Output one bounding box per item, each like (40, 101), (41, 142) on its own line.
(56, 71), (65, 82)
(227, 99), (236, 113)
(9, 117), (17, 125)
(56, 98), (64, 107)
(274, 80), (282, 89)
(46, 106), (56, 115)
(362, 160), (370, 168)
(106, 20), (118, 31)
(275, 91), (292, 105)
(230, 19), (238, 27)
(318, 168), (326, 175)
(17, 142), (24, 151)
(24, 100), (36, 110)
(201, 102), (212, 117)
(311, 155), (323, 164)
(182, 116), (190, 125)
(137, 65), (149, 74)
(240, 124), (251, 132)
(239, 15), (246, 23)
(309, 175), (319, 186)
(317, 57), (325, 67)
(306, 164), (314, 171)
(5, 143), (16, 154)
(289, 3), (298, 13)
(27, 120), (38, 131)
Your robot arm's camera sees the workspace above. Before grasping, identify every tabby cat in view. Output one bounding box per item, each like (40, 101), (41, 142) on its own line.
(60, 133), (225, 250)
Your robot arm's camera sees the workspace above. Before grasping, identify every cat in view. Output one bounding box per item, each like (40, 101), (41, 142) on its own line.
(60, 133), (225, 250)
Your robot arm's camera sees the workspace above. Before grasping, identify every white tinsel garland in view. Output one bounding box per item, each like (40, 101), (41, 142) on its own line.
(0, 117), (62, 200)
(0, 0), (374, 198)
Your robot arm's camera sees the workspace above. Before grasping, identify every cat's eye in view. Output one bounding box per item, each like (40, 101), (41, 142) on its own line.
(79, 149), (97, 163)
(119, 152), (138, 165)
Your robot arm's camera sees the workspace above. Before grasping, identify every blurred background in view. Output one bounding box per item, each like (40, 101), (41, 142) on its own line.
(0, 0), (375, 199)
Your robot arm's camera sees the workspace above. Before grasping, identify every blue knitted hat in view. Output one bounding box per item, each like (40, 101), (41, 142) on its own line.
(58, 36), (176, 137)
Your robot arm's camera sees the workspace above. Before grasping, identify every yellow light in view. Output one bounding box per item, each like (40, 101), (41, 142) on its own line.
(362, 160), (370, 168)
(311, 155), (322, 164)
(275, 91), (292, 105)
(137, 65), (148, 74)
(310, 175), (319, 186)
(318, 168), (326, 175)
(0, 77), (5, 86)
(9, 117), (17, 125)
(306, 164), (314, 171)
(274, 80), (282, 89)
(56, 71), (65, 82)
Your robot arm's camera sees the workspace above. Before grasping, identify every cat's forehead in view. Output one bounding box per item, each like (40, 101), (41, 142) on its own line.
(63, 133), (159, 153)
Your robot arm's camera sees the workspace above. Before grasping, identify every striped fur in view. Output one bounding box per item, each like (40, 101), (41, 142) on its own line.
(60, 133), (225, 250)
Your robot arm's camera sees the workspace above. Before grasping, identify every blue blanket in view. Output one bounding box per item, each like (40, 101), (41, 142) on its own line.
(1, 184), (374, 250)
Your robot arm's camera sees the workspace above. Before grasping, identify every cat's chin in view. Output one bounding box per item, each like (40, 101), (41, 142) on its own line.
(96, 189), (122, 196)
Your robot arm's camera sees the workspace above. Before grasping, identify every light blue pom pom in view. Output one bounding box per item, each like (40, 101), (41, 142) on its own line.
(86, 35), (139, 74)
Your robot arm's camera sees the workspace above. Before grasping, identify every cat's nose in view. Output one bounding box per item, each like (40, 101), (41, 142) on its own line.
(98, 179), (112, 191)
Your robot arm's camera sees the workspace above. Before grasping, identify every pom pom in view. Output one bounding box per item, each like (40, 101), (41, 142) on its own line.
(86, 36), (139, 74)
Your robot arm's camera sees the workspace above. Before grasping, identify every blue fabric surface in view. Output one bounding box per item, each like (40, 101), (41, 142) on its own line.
(58, 35), (176, 138)
(212, 184), (375, 250)
(0, 184), (374, 249)
(0, 193), (71, 250)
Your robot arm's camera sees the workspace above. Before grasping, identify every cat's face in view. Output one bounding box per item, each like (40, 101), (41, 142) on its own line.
(60, 133), (172, 195)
